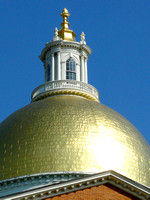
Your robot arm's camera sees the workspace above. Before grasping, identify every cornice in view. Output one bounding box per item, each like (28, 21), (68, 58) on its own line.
(0, 172), (88, 199)
(39, 40), (92, 62)
(1, 170), (150, 200)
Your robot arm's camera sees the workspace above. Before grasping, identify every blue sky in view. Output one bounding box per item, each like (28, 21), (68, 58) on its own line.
(0, 0), (150, 144)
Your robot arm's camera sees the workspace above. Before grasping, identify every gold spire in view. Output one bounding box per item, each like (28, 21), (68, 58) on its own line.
(58, 8), (76, 41)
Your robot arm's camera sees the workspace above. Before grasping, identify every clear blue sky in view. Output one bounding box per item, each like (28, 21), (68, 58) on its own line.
(0, 0), (150, 144)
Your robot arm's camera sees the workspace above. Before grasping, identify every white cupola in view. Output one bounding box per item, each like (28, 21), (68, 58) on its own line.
(31, 8), (99, 102)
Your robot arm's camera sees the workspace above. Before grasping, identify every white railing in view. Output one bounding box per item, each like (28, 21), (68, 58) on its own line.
(31, 80), (99, 101)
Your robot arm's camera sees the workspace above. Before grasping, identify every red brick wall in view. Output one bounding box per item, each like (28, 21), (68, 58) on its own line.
(45, 184), (140, 200)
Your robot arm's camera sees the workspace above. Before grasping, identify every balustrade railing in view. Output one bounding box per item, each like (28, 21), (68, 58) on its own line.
(31, 80), (99, 101)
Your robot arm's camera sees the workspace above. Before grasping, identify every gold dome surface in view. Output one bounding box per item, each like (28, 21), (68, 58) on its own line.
(0, 96), (150, 187)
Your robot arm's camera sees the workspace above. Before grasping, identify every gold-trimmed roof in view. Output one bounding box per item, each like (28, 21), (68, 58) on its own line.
(58, 8), (76, 41)
(0, 95), (150, 187)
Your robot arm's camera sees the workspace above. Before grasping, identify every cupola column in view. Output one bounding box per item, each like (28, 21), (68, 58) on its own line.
(57, 52), (61, 80)
(81, 55), (85, 82)
(51, 53), (54, 81)
(85, 58), (88, 83)
(76, 63), (80, 81)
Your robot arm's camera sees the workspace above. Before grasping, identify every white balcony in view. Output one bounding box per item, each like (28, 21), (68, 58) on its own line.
(31, 80), (99, 102)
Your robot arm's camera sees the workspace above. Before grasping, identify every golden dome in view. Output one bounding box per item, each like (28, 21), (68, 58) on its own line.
(0, 95), (150, 187)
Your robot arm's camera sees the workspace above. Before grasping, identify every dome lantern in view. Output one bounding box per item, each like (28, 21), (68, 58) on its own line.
(32, 9), (99, 103)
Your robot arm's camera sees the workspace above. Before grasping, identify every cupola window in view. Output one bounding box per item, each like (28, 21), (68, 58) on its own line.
(66, 58), (76, 80)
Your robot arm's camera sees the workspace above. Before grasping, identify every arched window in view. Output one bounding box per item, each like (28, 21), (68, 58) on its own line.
(66, 58), (76, 80)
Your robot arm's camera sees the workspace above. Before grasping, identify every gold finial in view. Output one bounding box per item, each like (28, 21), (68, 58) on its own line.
(58, 8), (76, 41)
(61, 8), (70, 23)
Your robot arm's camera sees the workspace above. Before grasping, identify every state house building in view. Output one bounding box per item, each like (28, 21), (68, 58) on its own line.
(0, 8), (150, 200)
